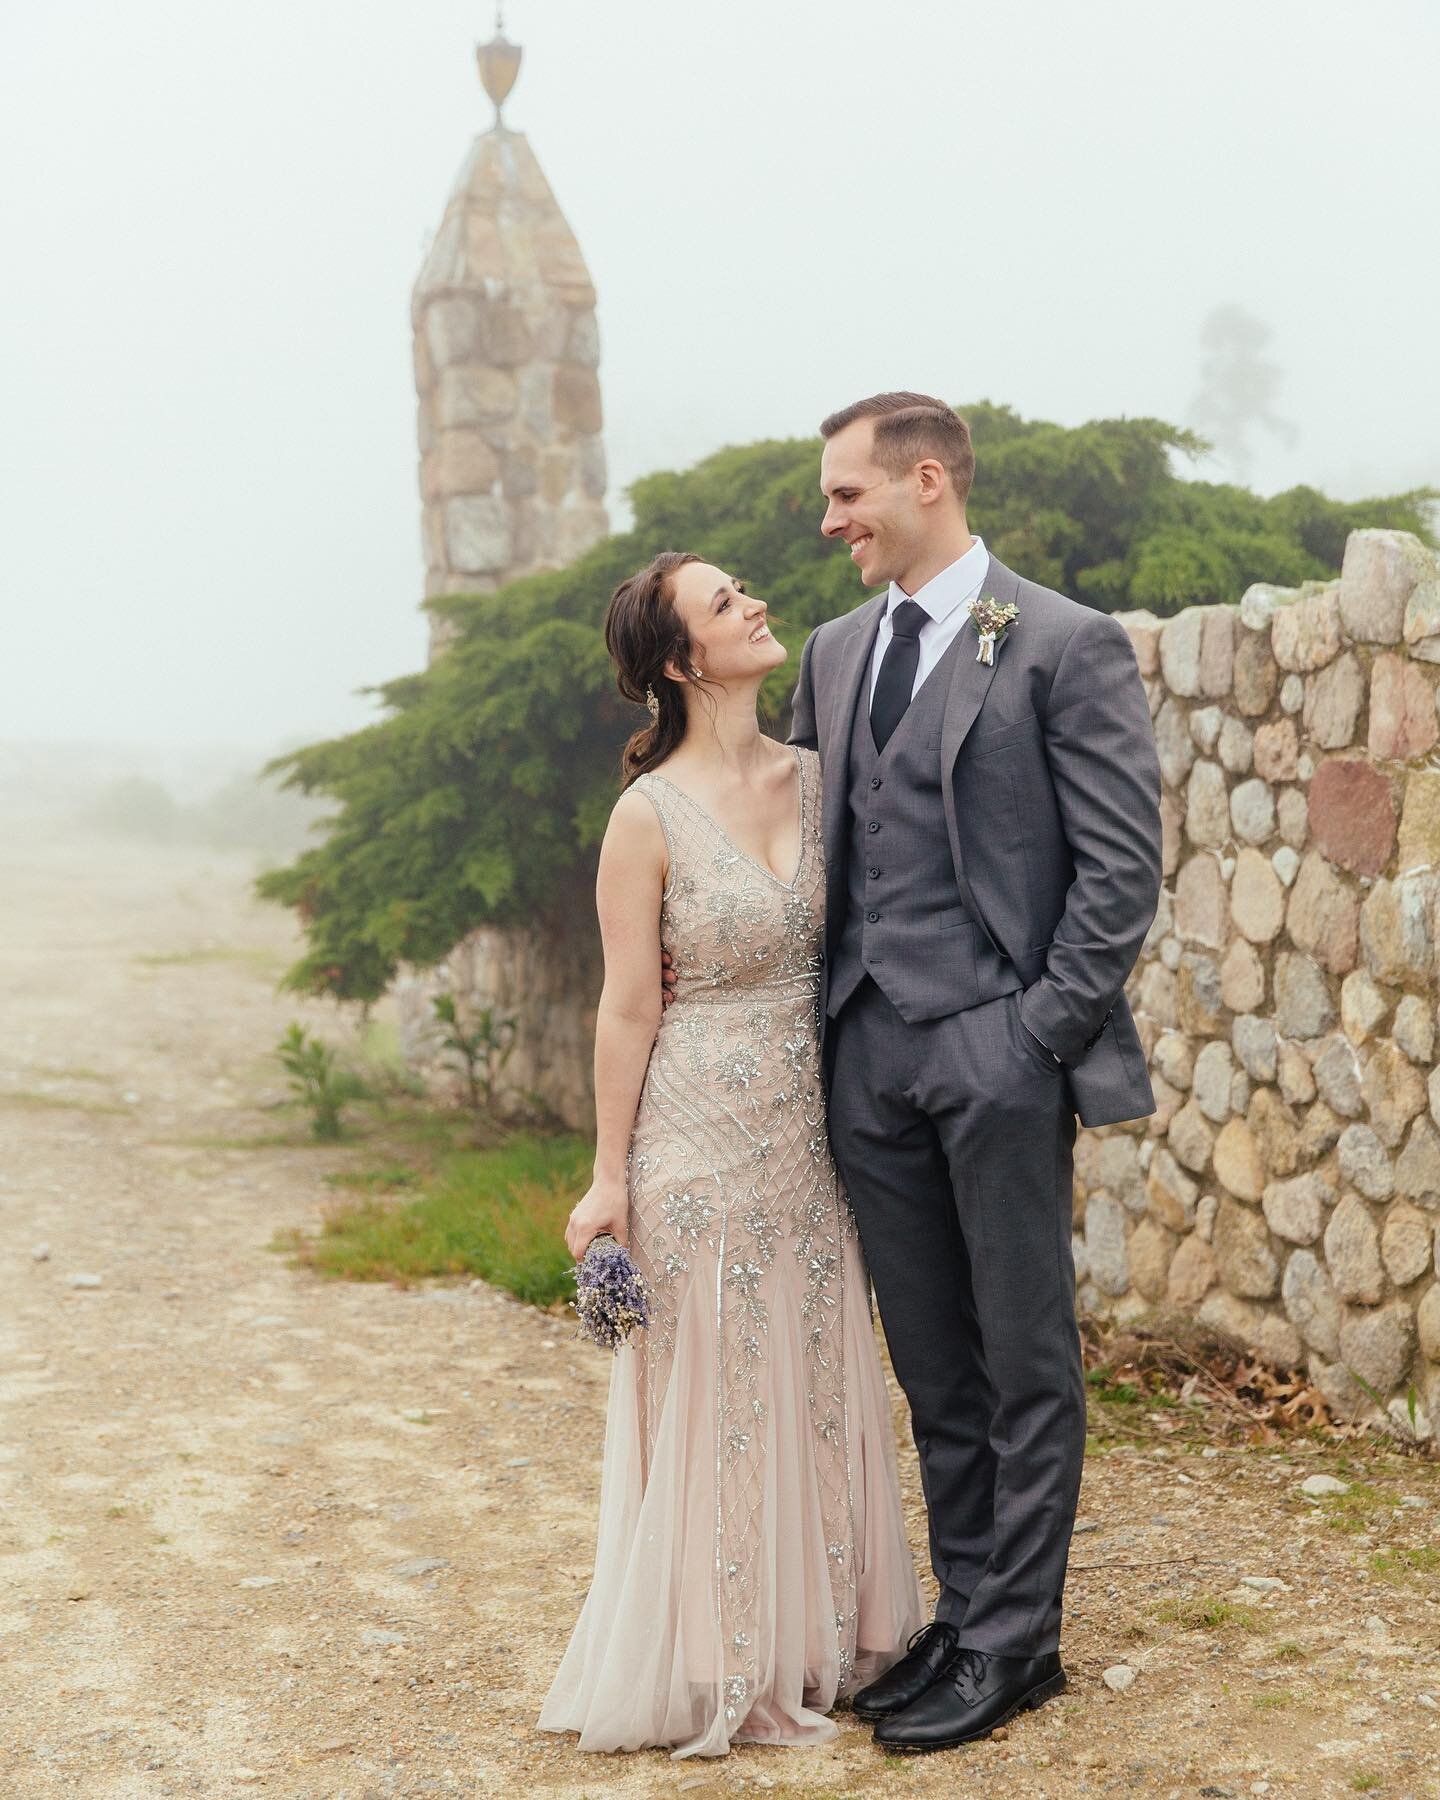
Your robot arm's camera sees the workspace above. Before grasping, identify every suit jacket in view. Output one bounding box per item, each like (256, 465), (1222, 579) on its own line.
(788, 552), (1162, 1129)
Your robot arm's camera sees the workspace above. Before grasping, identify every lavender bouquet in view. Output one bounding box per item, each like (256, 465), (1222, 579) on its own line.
(573, 1233), (653, 1351)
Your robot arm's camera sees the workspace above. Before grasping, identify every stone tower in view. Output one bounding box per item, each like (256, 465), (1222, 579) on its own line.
(397, 14), (609, 1127)
(412, 10), (609, 656)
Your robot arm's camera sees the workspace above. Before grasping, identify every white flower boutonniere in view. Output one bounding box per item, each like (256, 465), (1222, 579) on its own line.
(971, 594), (1020, 666)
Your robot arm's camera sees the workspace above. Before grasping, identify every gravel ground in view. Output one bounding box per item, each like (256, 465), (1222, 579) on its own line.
(2, 825), (1438, 1799)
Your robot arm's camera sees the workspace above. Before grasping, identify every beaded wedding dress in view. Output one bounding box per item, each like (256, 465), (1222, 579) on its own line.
(539, 745), (922, 1759)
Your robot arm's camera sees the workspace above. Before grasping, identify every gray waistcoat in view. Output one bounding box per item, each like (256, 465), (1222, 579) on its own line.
(827, 629), (1022, 1023)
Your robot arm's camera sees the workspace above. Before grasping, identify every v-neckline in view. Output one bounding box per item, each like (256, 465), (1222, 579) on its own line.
(648, 745), (807, 891)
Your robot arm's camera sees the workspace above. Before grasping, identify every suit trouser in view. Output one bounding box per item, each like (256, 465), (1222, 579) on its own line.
(826, 975), (1084, 1656)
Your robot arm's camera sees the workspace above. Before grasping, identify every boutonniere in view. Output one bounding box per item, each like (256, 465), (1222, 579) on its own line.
(970, 594), (1019, 665)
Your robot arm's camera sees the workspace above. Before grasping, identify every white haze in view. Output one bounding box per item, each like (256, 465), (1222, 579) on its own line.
(2, 0), (1436, 755)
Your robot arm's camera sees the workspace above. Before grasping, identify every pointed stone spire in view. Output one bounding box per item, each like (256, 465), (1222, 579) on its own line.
(412, 15), (609, 657)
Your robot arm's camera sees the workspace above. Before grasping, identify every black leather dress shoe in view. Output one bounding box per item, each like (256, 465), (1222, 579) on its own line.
(850, 1622), (960, 1723)
(873, 1645), (1066, 1752)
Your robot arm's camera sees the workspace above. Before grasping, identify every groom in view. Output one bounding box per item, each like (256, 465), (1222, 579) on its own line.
(788, 393), (1162, 1753)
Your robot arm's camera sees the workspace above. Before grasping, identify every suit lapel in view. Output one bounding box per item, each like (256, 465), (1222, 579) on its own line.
(938, 554), (1022, 913)
(822, 593), (887, 943)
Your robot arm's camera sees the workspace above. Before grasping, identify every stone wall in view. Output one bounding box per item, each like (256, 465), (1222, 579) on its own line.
(1082, 528), (1440, 1436)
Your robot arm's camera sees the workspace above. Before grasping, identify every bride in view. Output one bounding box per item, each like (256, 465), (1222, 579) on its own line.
(538, 551), (922, 1758)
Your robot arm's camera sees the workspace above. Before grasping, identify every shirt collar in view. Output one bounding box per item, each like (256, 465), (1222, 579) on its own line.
(886, 536), (989, 626)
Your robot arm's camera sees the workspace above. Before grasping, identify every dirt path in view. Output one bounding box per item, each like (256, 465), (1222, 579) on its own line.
(2, 825), (1439, 1799)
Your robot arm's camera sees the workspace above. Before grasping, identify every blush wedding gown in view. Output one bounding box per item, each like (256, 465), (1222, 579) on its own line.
(539, 745), (922, 1758)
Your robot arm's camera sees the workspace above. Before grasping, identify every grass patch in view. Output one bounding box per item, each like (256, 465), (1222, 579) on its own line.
(0, 1090), (127, 1115)
(1153, 1594), (1261, 1633)
(323, 1163), (419, 1194)
(1251, 1690), (1295, 1709)
(1369, 1545), (1440, 1581)
(272, 1131), (593, 1305)
(1320, 1481), (1395, 1534)
(134, 946), (277, 968)
(1352, 1777), (1381, 1793)
(1273, 1641), (1307, 1661)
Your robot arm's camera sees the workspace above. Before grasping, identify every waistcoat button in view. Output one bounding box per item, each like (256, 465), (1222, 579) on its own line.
(867, 867), (880, 878)
(866, 910), (879, 923)
(870, 777), (882, 789)
(866, 821), (880, 833)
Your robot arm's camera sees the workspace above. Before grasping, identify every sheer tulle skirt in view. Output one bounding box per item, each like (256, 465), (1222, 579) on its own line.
(538, 1238), (923, 1758)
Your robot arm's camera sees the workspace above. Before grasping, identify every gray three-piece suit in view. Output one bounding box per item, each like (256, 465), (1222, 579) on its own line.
(788, 552), (1162, 1656)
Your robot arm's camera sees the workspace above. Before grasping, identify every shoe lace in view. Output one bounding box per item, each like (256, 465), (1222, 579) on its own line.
(947, 1646), (990, 1699)
(904, 1621), (958, 1658)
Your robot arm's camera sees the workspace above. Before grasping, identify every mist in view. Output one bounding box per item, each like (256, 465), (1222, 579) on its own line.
(2, 0), (1436, 758)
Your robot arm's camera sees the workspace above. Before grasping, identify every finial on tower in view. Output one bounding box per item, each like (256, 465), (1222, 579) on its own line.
(478, 5), (522, 127)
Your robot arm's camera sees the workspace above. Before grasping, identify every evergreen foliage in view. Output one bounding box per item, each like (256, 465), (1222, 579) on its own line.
(257, 403), (1434, 1004)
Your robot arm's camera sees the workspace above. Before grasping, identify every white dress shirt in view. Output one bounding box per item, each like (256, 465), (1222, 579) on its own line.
(867, 535), (991, 703)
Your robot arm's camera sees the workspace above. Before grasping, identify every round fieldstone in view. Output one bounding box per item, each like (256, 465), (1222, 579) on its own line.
(1277, 786), (1309, 848)
(1161, 609), (1206, 698)
(1190, 704), (1223, 751)
(1169, 1099), (1216, 1175)
(1303, 652), (1364, 749)
(1271, 586), (1342, 672)
(1195, 1193), (1219, 1241)
(1360, 1041), (1426, 1148)
(1230, 778), (1277, 845)
(1382, 1203), (1434, 1287)
(1395, 994), (1437, 1065)
(1277, 1040), (1317, 1106)
(1193, 1041), (1235, 1124)
(1232, 1014), (1278, 1083)
(1233, 630), (1279, 717)
(1359, 872), (1437, 987)
(1220, 939), (1266, 1013)
(1231, 848), (1285, 943)
(1185, 760), (1230, 849)
(1155, 698), (1196, 789)
(1418, 1285), (1440, 1362)
(1218, 715), (1254, 774)
(1152, 1032), (1194, 1091)
(1340, 970), (1390, 1044)
(1307, 760), (1397, 880)
(1369, 653), (1438, 762)
(1282, 1248), (1342, 1357)
(1338, 1303), (1416, 1397)
(1395, 1115), (1440, 1205)
(1273, 846), (1300, 886)
(1199, 1289), (1301, 1366)
(1254, 717), (1299, 781)
(1085, 1193), (1130, 1297)
(1146, 1146), (1199, 1231)
(1128, 1218), (1177, 1302)
(1274, 952), (1336, 1040)
(1337, 1124), (1395, 1201)
(1287, 852), (1359, 975)
(1167, 1232), (1216, 1305)
(1340, 529), (1434, 644)
(1312, 1034), (1363, 1118)
(1177, 951), (1225, 1037)
(1175, 854), (1229, 948)
(1212, 1117), (1265, 1202)
(1262, 1172), (1333, 1246)
(1279, 674), (1305, 715)
(1248, 1087), (1303, 1177)
(1298, 1099), (1344, 1162)
(1213, 1196), (1279, 1297)
(1397, 770), (1440, 874)
(1325, 1191), (1385, 1302)
(1098, 1134), (1147, 1215)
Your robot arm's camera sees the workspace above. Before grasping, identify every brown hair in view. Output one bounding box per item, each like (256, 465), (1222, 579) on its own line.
(604, 550), (706, 786)
(819, 390), (975, 507)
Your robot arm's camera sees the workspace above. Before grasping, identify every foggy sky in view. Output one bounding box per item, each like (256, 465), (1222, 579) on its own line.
(3, 0), (1437, 754)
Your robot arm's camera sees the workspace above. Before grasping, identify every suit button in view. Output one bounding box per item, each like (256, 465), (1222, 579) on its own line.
(866, 910), (879, 923)
(870, 777), (882, 789)
(866, 821), (880, 833)
(867, 867), (880, 878)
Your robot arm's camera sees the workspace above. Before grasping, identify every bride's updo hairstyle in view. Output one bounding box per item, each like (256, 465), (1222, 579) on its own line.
(604, 550), (707, 786)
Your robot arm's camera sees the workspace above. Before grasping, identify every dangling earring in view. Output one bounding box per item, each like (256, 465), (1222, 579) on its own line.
(644, 685), (660, 719)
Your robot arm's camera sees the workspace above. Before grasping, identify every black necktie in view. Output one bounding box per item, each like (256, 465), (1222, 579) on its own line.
(869, 600), (928, 753)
